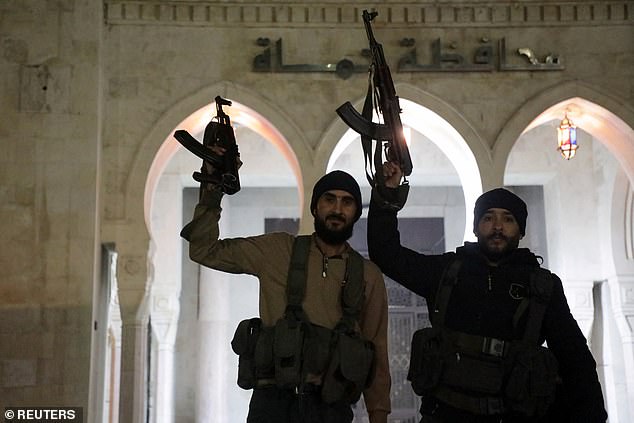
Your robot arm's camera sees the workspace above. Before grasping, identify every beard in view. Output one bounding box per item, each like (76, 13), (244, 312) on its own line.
(478, 232), (520, 262)
(314, 214), (354, 245)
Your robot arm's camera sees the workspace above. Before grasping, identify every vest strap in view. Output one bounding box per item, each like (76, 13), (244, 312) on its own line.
(285, 235), (365, 329)
(443, 328), (507, 358)
(285, 235), (312, 321)
(432, 257), (462, 327)
(338, 249), (365, 332)
(522, 268), (554, 343)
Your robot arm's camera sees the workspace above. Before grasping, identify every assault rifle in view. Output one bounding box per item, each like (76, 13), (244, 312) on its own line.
(336, 10), (412, 198)
(174, 96), (241, 195)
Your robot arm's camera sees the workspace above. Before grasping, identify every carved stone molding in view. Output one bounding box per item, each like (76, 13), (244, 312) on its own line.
(624, 284), (634, 305)
(104, 1), (633, 27)
(626, 182), (634, 260)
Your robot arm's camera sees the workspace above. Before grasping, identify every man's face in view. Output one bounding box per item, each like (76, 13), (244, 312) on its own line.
(313, 189), (357, 245)
(475, 208), (522, 261)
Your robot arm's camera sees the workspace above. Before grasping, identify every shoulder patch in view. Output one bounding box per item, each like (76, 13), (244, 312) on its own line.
(509, 283), (527, 300)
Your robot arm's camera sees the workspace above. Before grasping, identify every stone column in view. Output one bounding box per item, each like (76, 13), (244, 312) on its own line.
(116, 251), (151, 423)
(105, 275), (123, 423)
(118, 317), (149, 423)
(108, 324), (122, 423)
(150, 292), (179, 423)
(197, 268), (230, 423)
(609, 276), (634, 421)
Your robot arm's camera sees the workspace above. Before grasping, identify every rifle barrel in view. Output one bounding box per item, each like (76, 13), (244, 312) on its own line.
(363, 10), (378, 45)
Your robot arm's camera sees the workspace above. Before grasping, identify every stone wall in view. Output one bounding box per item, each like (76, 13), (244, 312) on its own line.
(0, 0), (632, 421)
(0, 0), (103, 412)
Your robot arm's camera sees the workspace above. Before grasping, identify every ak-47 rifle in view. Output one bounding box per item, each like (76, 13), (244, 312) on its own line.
(336, 10), (412, 208)
(174, 96), (241, 195)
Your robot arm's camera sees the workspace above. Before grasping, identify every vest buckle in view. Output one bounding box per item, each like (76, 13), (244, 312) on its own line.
(482, 337), (505, 357)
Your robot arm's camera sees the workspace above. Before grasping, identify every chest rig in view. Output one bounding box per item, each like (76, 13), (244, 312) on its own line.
(231, 235), (375, 404)
(407, 258), (560, 417)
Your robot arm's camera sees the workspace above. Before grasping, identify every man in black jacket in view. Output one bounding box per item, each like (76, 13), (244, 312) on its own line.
(367, 161), (607, 422)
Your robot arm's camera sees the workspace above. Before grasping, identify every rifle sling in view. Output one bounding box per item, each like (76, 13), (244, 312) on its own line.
(361, 81), (377, 187)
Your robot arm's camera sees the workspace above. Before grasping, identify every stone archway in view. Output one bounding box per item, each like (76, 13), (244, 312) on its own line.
(493, 81), (634, 188)
(141, 83), (310, 232)
(148, 97), (306, 423)
(112, 82), (312, 423)
(499, 83), (634, 422)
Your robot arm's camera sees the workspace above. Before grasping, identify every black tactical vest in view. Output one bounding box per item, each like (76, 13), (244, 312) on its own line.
(408, 258), (560, 417)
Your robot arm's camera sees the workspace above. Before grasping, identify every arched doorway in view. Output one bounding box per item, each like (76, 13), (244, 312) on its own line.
(505, 96), (634, 422)
(145, 97), (302, 422)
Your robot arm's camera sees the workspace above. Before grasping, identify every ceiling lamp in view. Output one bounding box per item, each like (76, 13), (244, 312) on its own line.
(557, 113), (578, 160)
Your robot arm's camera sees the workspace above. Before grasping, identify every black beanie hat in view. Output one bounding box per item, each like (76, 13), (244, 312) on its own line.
(473, 188), (527, 236)
(310, 170), (362, 222)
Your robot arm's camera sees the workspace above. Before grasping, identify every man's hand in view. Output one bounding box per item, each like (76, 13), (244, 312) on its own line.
(201, 145), (242, 176)
(382, 161), (402, 188)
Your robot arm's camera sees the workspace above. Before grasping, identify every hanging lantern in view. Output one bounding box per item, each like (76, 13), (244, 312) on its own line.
(557, 113), (578, 160)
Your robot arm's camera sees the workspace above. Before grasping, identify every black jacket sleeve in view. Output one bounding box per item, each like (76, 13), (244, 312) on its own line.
(542, 274), (607, 422)
(367, 189), (448, 299)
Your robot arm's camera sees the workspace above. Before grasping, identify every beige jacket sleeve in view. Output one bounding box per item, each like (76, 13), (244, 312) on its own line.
(360, 260), (391, 423)
(180, 190), (288, 277)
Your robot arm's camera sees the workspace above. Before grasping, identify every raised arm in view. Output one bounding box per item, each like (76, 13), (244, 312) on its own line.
(180, 189), (290, 276)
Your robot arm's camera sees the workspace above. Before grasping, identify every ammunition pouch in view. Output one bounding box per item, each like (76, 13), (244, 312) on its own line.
(231, 317), (264, 389)
(321, 331), (376, 404)
(272, 318), (305, 389)
(408, 328), (559, 416)
(440, 331), (505, 396)
(408, 259), (560, 417)
(505, 344), (559, 417)
(254, 326), (275, 379)
(232, 318), (375, 404)
(408, 327), (445, 396)
(302, 324), (334, 376)
(442, 353), (503, 395)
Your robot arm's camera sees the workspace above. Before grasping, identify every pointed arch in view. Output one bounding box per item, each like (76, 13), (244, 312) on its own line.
(494, 81), (634, 187)
(124, 82), (312, 235)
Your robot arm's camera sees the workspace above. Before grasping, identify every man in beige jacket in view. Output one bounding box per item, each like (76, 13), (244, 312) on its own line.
(181, 170), (391, 423)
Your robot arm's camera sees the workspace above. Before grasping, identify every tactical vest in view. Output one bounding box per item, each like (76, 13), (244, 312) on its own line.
(231, 235), (376, 404)
(407, 258), (560, 417)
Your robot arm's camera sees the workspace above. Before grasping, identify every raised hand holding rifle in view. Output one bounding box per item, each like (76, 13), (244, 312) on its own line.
(336, 10), (412, 210)
(174, 96), (242, 196)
